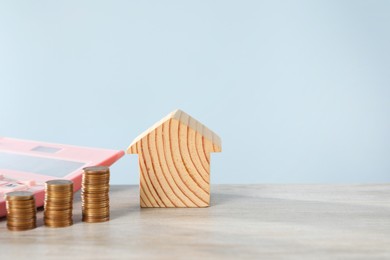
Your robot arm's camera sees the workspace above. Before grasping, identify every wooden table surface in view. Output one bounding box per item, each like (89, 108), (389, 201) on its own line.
(1, 184), (389, 259)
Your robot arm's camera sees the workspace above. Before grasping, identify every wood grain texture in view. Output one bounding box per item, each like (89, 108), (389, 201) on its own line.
(127, 109), (222, 208)
(1, 184), (390, 260)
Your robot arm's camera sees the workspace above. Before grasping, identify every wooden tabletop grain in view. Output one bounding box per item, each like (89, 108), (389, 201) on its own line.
(0, 184), (389, 259)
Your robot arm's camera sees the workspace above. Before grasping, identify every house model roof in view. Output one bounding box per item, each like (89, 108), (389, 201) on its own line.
(126, 109), (221, 153)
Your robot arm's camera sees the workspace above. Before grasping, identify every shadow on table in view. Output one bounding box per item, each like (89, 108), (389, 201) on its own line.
(210, 185), (253, 207)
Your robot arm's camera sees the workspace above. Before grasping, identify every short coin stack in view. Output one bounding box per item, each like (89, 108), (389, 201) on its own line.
(82, 166), (110, 223)
(44, 180), (73, 228)
(5, 191), (37, 231)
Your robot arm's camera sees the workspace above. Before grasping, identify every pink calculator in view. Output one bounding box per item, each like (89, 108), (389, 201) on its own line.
(0, 137), (124, 217)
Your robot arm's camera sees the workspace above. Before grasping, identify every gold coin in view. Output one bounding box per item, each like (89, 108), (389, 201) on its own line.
(82, 182), (109, 187)
(81, 197), (109, 201)
(82, 189), (109, 193)
(82, 198), (109, 202)
(82, 207), (110, 213)
(44, 222), (73, 227)
(44, 215), (72, 220)
(82, 208), (109, 213)
(44, 203), (73, 209)
(82, 183), (109, 188)
(44, 216), (72, 221)
(83, 173), (109, 177)
(83, 166), (109, 174)
(83, 177), (109, 182)
(44, 210), (72, 216)
(83, 175), (110, 179)
(81, 189), (110, 194)
(82, 213), (109, 218)
(7, 217), (37, 223)
(44, 206), (72, 211)
(45, 191), (73, 194)
(45, 188), (73, 193)
(82, 182), (109, 185)
(46, 186), (73, 191)
(7, 213), (36, 218)
(7, 220), (36, 227)
(45, 190), (73, 195)
(83, 179), (110, 183)
(82, 201), (109, 206)
(6, 210), (36, 216)
(45, 198), (72, 203)
(7, 222), (36, 228)
(44, 201), (72, 206)
(45, 189), (72, 194)
(45, 192), (73, 197)
(44, 217), (72, 222)
(44, 214), (72, 219)
(83, 180), (109, 184)
(46, 183), (73, 187)
(83, 177), (109, 181)
(46, 179), (73, 186)
(6, 205), (36, 211)
(82, 217), (109, 223)
(82, 203), (109, 208)
(5, 191), (34, 201)
(45, 198), (72, 202)
(44, 207), (72, 212)
(7, 224), (36, 231)
(82, 201), (109, 205)
(44, 220), (73, 227)
(82, 194), (109, 198)
(44, 199), (73, 205)
(82, 208), (109, 212)
(44, 201), (73, 206)
(82, 196), (109, 201)
(44, 221), (72, 225)
(6, 199), (35, 206)
(82, 207), (109, 211)
(44, 207), (73, 213)
(82, 185), (109, 189)
(82, 192), (109, 196)
(81, 192), (109, 197)
(83, 215), (109, 219)
(82, 192), (109, 197)
(6, 206), (36, 211)
(44, 221), (73, 228)
(7, 210), (36, 216)
(82, 207), (109, 212)
(44, 219), (72, 225)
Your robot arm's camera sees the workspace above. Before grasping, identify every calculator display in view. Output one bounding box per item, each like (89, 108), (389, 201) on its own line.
(0, 152), (85, 177)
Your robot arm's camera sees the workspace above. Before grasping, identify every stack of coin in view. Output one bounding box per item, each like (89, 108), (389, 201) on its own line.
(5, 191), (37, 231)
(82, 166), (110, 223)
(44, 180), (73, 228)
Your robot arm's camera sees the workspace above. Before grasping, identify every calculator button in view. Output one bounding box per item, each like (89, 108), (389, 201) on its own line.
(0, 182), (27, 193)
(19, 180), (36, 187)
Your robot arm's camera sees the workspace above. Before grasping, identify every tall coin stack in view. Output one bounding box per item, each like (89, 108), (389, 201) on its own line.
(44, 180), (73, 228)
(5, 191), (37, 231)
(82, 166), (110, 223)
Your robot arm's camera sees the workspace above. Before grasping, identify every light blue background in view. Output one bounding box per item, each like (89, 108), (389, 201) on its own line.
(1, 1), (389, 184)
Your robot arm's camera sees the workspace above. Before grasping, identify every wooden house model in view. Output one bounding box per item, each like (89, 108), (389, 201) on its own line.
(127, 109), (222, 208)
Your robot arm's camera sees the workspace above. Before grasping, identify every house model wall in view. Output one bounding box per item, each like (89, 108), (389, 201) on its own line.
(127, 109), (222, 208)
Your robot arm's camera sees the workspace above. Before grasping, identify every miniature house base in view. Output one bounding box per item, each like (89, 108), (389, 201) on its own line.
(127, 109), (221, 208)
